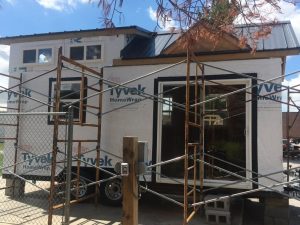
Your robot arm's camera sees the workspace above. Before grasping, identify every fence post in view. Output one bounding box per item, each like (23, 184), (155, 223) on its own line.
(122, 136), (138, 225)
(64, 106), (74, 225)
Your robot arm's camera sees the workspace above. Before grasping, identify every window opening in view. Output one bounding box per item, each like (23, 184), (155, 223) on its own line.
(86, 45), (101, 60)
(38, 48), (52, 63)
(49, 77), (87, 123)
(23, 49), (36, 63)
(70, 46), (84, 60)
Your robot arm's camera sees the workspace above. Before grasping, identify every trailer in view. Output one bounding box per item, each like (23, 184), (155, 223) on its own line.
(0, 21), (300, 207)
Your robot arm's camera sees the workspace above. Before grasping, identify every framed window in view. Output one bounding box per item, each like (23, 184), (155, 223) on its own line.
(48, 77), (87, 123)
(70, 46), (84, 60)
(23, 49), (36, 63)
(86, 45), (101, 60)
(70, 45), (102, 61)
(156, 78), (253, 189)
(38, 48), (52, 63)
(23, 48), (53, 64)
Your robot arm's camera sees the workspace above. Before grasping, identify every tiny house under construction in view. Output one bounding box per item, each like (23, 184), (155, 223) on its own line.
(0, 21), (300, 206)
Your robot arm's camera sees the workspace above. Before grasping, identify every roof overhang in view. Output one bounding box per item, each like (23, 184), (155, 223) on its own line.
(0, 26), (152, 45)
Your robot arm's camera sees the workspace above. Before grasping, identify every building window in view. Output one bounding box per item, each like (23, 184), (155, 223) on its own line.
(48, 77), (87, 123)
(23, 49), (36, 63)
(157, 79), (250, 185)
(86, 45), (101, 60)
(70, 45), (102, 61)
(38, 48), (52, 63)
(70, 46), (84, 60)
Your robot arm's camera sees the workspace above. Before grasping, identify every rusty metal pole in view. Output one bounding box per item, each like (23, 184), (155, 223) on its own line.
(63, 106), (74, 225)
(95, 70), (103, 205)
(12, 73), (22, 197)
(183, 48), (191, 225)
(200, 64), (205, 198)
(48, 47), (62, 225)
(286, 87), (290, 182)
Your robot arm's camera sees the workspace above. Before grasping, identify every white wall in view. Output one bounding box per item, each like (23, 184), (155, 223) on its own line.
(102, 58), (283, 189)
(3, 34), (127, 176)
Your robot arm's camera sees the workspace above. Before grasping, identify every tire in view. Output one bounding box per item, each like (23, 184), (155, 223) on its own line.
(70, 171), (94, 199)
(100, 178), (122, 206)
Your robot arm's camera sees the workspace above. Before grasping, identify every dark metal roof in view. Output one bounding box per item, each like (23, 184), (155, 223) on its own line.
(0, 26), (152, 45)
(121, 21), (300, 59)
(235, 21), (300, 51)
(120, 32), (181, 59)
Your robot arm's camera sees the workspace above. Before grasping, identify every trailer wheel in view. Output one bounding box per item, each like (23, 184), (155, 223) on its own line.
(70, 171), (93, 199)
(100, 178), (122, 206)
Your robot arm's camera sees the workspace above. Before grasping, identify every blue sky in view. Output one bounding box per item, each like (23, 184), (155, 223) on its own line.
(0, 0), (300, 110)
(0, 0), (158, 36)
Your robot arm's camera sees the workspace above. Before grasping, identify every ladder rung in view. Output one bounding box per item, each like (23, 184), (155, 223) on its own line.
(0, 137), (17, 140)
(87, 86), (101, 92)
(187, 188), (195, 196)
(57, 139), (98, 143)
(187, 210), (197, 223)
(188, 122), (201, 128)
(84, 104), (100, 109)
(0, 123), (18, 126)
(188, 165), (195, 171)
(0, 107), (18, 110)
(188, 143), (200, 146)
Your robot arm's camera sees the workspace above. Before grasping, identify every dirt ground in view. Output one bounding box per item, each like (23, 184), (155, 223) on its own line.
(0, 157), (299, 225)
(0, 189), (299, 225)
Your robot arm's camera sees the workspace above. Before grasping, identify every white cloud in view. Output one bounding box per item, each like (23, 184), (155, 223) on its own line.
(276, 2), (300, 41)
(0, 45), (9, 104)
(0, 45), (9, 75)
(282, 73), (300, 112)
(35, 0), (94, 12)
(4, 0), (15, 4)
(148, 6), (177, 31)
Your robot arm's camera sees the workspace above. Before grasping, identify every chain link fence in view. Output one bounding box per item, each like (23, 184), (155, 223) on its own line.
(0, 111), (68, 225)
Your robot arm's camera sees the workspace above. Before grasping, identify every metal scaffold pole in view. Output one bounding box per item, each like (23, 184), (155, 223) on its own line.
(48, 47), (62, 225)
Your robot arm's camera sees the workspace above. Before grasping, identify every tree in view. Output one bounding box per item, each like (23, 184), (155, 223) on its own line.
(96, 0), (299, 50)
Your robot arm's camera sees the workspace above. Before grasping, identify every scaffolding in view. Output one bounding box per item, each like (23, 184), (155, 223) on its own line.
(0, 44), (300, 225)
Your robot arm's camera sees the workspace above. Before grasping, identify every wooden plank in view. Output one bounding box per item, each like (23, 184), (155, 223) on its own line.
(122, 136), (138, 225)
(113, 49), (300, 66)
(61, 56), (102, 77)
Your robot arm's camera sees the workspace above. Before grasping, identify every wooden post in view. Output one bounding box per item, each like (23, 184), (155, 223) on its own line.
(122, 136), (138, 225)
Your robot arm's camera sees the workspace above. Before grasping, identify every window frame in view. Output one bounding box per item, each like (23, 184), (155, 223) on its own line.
(22, 47), (53, 65)
(69, 44), (102, 61)
(23, 49), (37, 64)
(48, 77), (87, 124)
(155, 78), (253, 189)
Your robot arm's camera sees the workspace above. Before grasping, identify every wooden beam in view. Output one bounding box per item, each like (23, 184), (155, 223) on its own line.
(61, 56), (102, 77)
(113, 49), (300, 66)
(122, 136), (138, 225)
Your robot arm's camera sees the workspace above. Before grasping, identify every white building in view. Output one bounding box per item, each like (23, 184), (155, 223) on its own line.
(0, 22), (299, 204)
